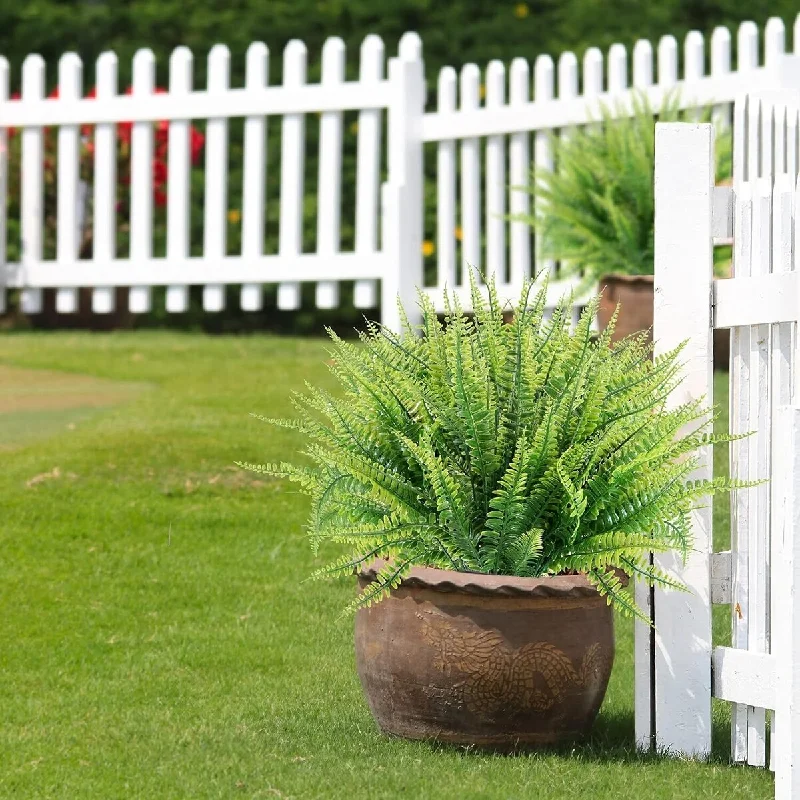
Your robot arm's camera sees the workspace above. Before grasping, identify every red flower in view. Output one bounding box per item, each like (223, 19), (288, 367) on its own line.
(154, 188), (167, 207)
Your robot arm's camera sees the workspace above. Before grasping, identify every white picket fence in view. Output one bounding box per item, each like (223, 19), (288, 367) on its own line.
(1, 16), (800, 327)
(639, 85), (800, 797)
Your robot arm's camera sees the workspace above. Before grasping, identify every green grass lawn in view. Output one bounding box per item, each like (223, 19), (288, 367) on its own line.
(0, 332), (771, 799)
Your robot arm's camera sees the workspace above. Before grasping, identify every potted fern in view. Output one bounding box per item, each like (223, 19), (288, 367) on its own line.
(523, 93), (732, 357)
(239, 274), (743, 750)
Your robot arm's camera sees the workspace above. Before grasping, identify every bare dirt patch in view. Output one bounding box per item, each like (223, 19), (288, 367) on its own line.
(0, 365), (149, 413)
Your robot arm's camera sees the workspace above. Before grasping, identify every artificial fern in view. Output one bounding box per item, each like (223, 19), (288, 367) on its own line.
(239, 273), (750, 622)
(516, 91), (733, 288)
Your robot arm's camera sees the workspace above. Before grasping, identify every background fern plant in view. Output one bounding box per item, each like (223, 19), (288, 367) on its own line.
(239, 274), (747, 622)
(517, 92), (732, 288)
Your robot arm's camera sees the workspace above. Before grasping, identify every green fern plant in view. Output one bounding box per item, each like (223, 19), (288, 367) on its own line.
(238, 273), (749, 622)
(516, 91), (732, 289)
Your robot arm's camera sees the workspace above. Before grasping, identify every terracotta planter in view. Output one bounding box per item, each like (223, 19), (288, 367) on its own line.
(354, 562), (615, 750)
(597, 273), (654, 347)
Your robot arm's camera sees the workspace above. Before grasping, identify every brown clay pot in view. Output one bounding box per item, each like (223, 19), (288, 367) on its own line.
(597, 273), (654, 347)
(354, 562), (615, 750)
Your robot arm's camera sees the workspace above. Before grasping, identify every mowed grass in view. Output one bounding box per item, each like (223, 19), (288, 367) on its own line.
(0, 332), (771, 800)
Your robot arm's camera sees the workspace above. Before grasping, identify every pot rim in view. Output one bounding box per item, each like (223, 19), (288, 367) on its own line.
(359, 559), (608, 599)
(598, 273), (654, 286)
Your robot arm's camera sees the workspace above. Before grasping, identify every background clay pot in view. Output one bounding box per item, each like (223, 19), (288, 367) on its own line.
(354, 562), (615, 750)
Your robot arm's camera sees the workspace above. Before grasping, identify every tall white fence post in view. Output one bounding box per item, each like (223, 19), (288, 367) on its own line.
(638, 122), (715, 757)
(381, 35), (425, 334)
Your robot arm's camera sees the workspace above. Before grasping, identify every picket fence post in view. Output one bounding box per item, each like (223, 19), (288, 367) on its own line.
(381, 34), (425, 334)
(637, 123), (715, 757)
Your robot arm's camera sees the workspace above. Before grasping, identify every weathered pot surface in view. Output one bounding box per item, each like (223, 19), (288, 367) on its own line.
(354, 561), (615, 750)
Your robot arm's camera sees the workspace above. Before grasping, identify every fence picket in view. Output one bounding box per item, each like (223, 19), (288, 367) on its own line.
(315, 37), (346, 310)
(277, 40), (307, 311)
(485, 60), (506, 286)
(92, 52), (118, 314)
(55, 54), (82, 315)
(436, 66), (457, 293)
(711, 28), (732, 129)
(747, 175), (772, 768)
(770, 164), (795, 771)
(459, 63), (481, 282)
(165, 47), (193, 313)
(658, 35), (678, 88)
(240, 42), (269, 313)
(202, 44), (231, 313)
(632, 40), (653, 88)
(684, 32), (704, 121)
(765, 18), (786, 70)
(738, 22), (760, 73)
(129, 48), (156, 314)
(558, 51), (578, 308)
(353, 35), (384, 309)
(508, 58), (530, 290)
(533, 55), (554, 280)
(20, 55), (45, 315)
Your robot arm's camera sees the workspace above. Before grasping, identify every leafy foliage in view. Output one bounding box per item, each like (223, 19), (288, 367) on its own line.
(517, 92), (733, 289)
(240, 274), (751, 621)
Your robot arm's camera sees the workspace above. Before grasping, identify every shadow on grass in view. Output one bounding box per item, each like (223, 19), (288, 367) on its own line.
(415, 709), (736, 766)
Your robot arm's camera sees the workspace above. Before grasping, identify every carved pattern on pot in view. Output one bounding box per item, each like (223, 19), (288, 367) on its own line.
(418, 611), (608, 719)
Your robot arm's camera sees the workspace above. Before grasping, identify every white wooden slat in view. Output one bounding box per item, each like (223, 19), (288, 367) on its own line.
(129, 48), (156, 314)
(380, 39), (425, 335)
(485, 60), (506, 286)
(738, 22), (760, 74)
(684, 32), (704, 122)
(765, 17), (786, 70)
(788, 107), (799, 179)
(1, 84), (391, 130)
(277, 40), (307, 311)
(714, 272), (797, 328)
(316, 37), (346, 310)
(508, 58), (530, 290)
(459, 63), (481, 282)
(748, 96), (762, 182)
(713, 185), (734, 239)
(55, 66), (84, 312)
(632, 40), (653, 89)
(746, 176), (772, 768)
(730, 178), (753, 763)
(240, 42), (269, 313)
(657, 35), (678, 88)
(711, 550), (732, 605)
(762, 98), (774, 180)
(533, 55), (554, 280)
(651, 123), (714, 758)
(558, 52), (578, 290)
(202, 44), (231, 313)
(773, 405), (800, 800)
(0, 58), (8, 313)
(165, 47), (193, 314)
(435, 66), (457, 294)
(711, 27), (732, 129)
(795, 172), (800, 400)
(770, 167), (795, 773)
(20, 55), (45, 315)
(1, 252), (386, 288)
(92, 52), (118, 315)
(353, 34), (384, 309)
(713, 647), (777, 709)
(583, 48), (602, 134)
(607, 44), (626, 95)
